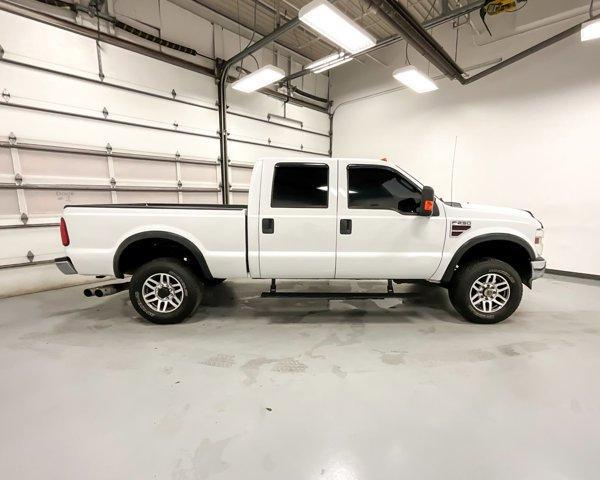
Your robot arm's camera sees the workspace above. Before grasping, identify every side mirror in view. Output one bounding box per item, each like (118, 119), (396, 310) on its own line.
(419, 186), (435, 217)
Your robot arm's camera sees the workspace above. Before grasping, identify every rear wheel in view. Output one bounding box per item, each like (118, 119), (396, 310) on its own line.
(129, 258), (203, 324)
(448, 258), (523, 324)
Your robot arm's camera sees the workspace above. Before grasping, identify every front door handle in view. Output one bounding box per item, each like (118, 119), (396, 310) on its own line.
(262, 218), (274, 234)
(340, 219), (352, 235)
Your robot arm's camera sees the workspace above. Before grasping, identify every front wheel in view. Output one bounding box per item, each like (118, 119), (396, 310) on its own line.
(448, 258), (523, 324)
(129, 258), (203, 324)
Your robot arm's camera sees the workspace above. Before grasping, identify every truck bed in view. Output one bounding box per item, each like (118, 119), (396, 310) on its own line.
(65, 203), (248, 210)
(63, 203), (249, 278)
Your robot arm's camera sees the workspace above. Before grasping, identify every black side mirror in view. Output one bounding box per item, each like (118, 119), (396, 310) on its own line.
(419, 186), (435, 217)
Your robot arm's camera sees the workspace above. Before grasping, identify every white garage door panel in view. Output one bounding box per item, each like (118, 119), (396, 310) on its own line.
(100, 44), (217, 108)
(228, 133), (327, 156)
(27, 190), (112, 215)
(229, 89), (296, 122)
(229, 167), (252, 186)
(181, 192), (221, 204)
(0, 190), (19, 216)
(0, 148), (12, 177)
(0, 227), (62, 265)
(117, 191), (178, 203)
(229, 192), (248, 205)
(114, 158), (177, 185)
(227, 141), (322, 162)
(19, 150), (109, 183)
(0, 12), (98, 76)
(0, 63), (219, 138)
(0, 109), (220, 159)
(286, 104), (331, 133)
(227, 115), (330, 151)
(180, 163), (219, 184)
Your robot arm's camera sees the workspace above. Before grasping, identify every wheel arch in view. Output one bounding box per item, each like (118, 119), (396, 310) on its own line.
(442, 233), (535, 287)
(113, 231), (213, 280)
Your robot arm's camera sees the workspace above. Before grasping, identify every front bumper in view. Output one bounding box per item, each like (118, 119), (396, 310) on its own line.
(531, 257), (546, 281)
(55, 256), (78, 275)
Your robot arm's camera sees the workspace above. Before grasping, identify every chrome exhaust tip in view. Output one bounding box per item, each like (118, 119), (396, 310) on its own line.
(84, 282), (130, 298)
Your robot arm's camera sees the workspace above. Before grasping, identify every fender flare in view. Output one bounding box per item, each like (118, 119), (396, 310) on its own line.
(441, 233), (536, 283)
(113, 231), (213, 280)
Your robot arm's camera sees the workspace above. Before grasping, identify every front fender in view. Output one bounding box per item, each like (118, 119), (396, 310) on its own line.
(437, 232), (536, 283)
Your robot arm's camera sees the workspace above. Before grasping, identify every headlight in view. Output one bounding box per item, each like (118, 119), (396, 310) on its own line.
(534, 229), (544, 256)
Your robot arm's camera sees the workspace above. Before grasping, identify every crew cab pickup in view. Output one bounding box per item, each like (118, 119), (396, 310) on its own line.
(56, 157), (546, 324)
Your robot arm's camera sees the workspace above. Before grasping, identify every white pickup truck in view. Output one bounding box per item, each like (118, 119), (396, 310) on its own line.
(56, 157), (545, 325)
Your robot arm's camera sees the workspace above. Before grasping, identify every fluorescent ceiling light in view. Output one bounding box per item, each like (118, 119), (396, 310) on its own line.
(306, 52), (352, 73)
(306, 52), (345, 70)
(232, 65), (285, 93)
(299, 0), (376, 54)
(392, 66), (438, 93)
(313, 57), (352, 74)
(581, 18), (600, 42)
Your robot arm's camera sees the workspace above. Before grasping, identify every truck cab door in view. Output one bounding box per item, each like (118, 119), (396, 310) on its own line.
(258, 159), (338, 279)
(335, 160), (446, 279)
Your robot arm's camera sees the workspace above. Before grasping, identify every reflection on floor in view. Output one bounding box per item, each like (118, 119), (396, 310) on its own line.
(1, 275), (599, 479)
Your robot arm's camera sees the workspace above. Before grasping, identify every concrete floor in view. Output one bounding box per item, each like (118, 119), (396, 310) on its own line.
(1, 276), (599, 480)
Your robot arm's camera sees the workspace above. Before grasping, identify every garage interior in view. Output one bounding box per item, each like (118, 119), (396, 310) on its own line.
(1, 0), (600, 478)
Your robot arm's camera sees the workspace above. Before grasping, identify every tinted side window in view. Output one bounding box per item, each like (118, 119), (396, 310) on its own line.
(271, 163), (329, 208)
(348, 166), (421, 214)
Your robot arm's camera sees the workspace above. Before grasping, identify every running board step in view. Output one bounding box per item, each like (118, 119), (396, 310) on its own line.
(260, 292), (419, 300)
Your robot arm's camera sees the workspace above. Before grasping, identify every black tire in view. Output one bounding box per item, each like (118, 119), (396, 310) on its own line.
(129, 258), (203, 324)
(204, 278), (226, 287)
(448, 258), (523, 324)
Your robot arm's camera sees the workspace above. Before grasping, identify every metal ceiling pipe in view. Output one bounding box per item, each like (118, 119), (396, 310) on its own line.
(463, 13), (600, 84)
(217, 17), (301, 204)
(373, 0), (465, 81)
(277, 35), (402, 86)
(276, 1), (482, 88)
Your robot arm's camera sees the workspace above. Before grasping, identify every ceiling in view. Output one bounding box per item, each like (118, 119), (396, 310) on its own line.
(190, 0), (485, 61)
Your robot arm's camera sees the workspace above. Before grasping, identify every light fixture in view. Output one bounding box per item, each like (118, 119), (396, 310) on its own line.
(306, 52), (345, 70)
(306, 52), (353, 74)
(392, 66), (438, 93)
(299, 0), (376, 54)
(313, 57), (352, 74)
(581, 18), (600, 42)
(231, 65), (285, 93)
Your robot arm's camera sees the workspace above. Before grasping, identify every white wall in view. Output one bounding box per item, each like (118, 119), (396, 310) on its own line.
(0, 0), (331, 297)
(332, 2), (600, 275)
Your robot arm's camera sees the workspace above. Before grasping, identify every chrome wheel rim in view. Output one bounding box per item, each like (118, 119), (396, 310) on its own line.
(469, 273), (510, 314)
(142, 273), (184, 313)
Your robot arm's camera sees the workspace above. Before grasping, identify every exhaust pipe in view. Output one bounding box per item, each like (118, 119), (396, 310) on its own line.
(83, 282), (130, 298)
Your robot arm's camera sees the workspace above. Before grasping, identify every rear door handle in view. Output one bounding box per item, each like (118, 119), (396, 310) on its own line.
(340, 219), (352, 235)
(262, 218), (274, 234)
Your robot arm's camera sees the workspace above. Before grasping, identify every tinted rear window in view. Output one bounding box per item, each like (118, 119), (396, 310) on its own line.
(271, 164), (329, 208)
